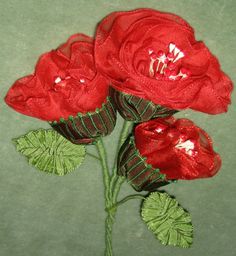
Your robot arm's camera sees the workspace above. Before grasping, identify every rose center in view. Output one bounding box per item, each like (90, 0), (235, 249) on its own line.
(53, 75), (86, 90)
(148, 43), (190, 81)
(175, 139), (196, 156)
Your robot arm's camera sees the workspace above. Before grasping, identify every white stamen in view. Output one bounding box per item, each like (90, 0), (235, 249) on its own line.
(169, 75), (178, 80)
(147, 43), (188, 81)
(155, 54), (167, 74)
(149, 58), (155, 77)
(174, 47), (180, 56)
(159, 54), (167, 63)
(169, 72), (180, 80)
(160, 63), (167, 74)
(173, 51), (185, 63)
(167, 56), (174, 61)
(156, 60), (161, 73)
(148, 49), (154, 55)
(169, 69), (187, 80)
(179, 71), (187, 79)
(176, 139), (195, 155)
(80, 78), (85, 83)
(54, 77), (62, 84)
(155, 128), (163, 133)
(169, 43), (175, 53)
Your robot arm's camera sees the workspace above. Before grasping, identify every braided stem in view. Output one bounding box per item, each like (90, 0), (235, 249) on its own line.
(96, 138), (110, 205)
(96, 121), (134, 256)
(104, 211), (116, 256)
(96, 138), (114, 255)
(110, 121), (133, 201)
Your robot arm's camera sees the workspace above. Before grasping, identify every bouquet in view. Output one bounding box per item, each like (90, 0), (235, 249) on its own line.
(5, 8), (233, 255)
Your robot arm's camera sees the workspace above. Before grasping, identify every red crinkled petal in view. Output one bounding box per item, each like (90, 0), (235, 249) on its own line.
(95, 8), (193, 79)
(5, 75), (48, 118)
(58, 33), (94, 59)
(95, 8), (233, 114)
(5, 33), (109, 121)
(4, 71), (82, 121)
(135, 118), (221, 180)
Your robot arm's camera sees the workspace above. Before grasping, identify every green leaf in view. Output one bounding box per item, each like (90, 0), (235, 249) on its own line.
(13, 129), (86, 175)
(141, 192), (193, 248)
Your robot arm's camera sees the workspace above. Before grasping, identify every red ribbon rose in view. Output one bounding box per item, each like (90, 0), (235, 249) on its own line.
(135, 117), (221, 180)
(95, 8), (233, 115)
(5, 33), (110, 121)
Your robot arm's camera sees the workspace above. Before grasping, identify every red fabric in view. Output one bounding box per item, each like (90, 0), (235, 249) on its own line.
(95, 8), (233, 114)
(5, 34), (109, 121)
(135, 117), (221, 180)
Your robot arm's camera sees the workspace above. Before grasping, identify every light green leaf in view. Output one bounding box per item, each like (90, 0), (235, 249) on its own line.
(13, 129), (86, 175)
(141, 192), (193, 248)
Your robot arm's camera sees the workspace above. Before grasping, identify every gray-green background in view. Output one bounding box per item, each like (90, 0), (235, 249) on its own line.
(0, 0), (235, 255)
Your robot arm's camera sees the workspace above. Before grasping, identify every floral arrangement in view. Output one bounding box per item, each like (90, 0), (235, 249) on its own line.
(5, 8), (233, 255)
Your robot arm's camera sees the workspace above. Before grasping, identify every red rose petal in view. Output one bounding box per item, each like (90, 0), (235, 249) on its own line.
(134, 117), (221, 180)
(95, 8), (233, 115)
(5, 33), (109, 121)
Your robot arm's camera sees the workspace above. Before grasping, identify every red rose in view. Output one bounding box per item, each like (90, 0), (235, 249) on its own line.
(118, 117), (221, 191)
(95, 8), (233, 119)
(6, 34), (109, 121)
(5, 34), (116, 144)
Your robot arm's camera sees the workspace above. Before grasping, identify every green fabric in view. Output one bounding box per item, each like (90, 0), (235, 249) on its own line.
(142, 192), (193, 248)
(117, 136), (166, 191)
(110, 88), (177, 122)
(13, 129), (86, 175)
(50, 97), (116, 144)
(0, 0), (236, 256)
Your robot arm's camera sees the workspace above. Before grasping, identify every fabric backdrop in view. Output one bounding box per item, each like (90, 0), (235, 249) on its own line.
(0, 0), (235, 255)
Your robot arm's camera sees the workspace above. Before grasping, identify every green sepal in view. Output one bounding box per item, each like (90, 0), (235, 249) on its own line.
(141, 192), (193, 248)
(12, 129), (86, 176)
(110, 87), (178, 122)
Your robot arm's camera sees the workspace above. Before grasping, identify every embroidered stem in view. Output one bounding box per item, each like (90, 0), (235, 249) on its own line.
(86, 152), (101, 161)
(96, 138), (115, 256)
(96, 121), (133, 256)
(111, 120), (134, 204)
(104, 211), (115, 256)
(109, 120), (133, 202)
(112, 176), (126, 204)
(96, 138), (110, 206)
(106, 194), (145, 212)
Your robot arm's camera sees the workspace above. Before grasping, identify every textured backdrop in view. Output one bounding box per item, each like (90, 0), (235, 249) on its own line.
(0, 0), (235, 255)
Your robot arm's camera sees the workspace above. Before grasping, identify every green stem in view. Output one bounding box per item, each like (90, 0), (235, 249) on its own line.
(109, 121), (133, 201)
(96, 138), (114, 256)
(107, 194), (145, 212)
(86, 152), (100, 161)
(96, 121), (133, 256)
(104, 211), (115, 256)
(112, 176), (125, 204)
(95, 138), (110, 206)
